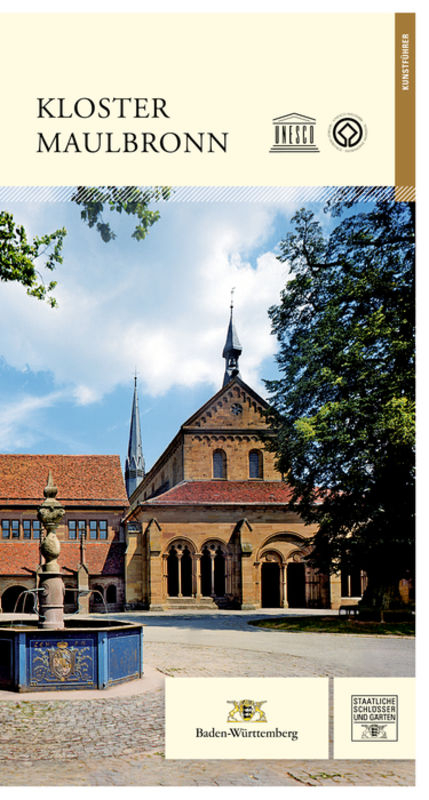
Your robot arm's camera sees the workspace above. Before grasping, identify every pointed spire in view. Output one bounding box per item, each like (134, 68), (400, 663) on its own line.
(125, 375), (145, 497)
(222, 289), (242, 386)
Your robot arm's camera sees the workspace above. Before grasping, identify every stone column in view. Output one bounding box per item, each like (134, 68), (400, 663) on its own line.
(210, 551), (216, 597)
(162, 554), (168, 600)
(77, 522), (90, 614)
(177, 551), (183, 598)
(77, 565), (90, 615)
(225, 554), (233, 595)
(194, 554), (202, 599)
(37, 471), (65, 630)
(281, 563), (288, 608)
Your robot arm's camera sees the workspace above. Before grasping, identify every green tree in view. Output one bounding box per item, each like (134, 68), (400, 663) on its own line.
(265, 202), (415, 610)
(0, 185), (171, 306)
(0, 211), (65, 307)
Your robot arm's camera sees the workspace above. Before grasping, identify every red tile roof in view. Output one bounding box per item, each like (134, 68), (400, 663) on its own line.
(0, 541), (125, 576)
(143, 480), (294, 506)
(0, 455), (128, 507)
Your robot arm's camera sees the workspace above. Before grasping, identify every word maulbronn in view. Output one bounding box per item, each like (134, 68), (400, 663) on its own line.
(36, 97), (229, 154)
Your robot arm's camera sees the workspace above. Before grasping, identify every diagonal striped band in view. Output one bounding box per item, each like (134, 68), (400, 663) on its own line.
(0, 185), (413, 204)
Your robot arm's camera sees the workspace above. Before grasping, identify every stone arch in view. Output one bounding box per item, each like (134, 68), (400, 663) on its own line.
(256, 535), (314, 610)
(1, 584), (34, 613)
(165, 538), (197, 599)
(259, 531), (307, 551)
(164, 536), (197, 557)
(90, 583), (105, 609)
(200, 540), (230, 598)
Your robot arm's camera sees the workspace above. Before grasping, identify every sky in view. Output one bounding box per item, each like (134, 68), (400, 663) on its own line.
(0, 194), (369, 472)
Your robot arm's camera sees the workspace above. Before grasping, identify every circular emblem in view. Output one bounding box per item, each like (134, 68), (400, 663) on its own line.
(329, 114), (367, 151)
(231, 403), (243, 416)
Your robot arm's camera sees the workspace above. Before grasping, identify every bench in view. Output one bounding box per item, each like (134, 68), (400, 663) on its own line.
(338, 605), (359, 617)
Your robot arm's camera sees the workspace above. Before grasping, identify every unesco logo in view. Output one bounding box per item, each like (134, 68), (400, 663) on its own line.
(269, 113), (319, 153)
(329, 114), (367, 151)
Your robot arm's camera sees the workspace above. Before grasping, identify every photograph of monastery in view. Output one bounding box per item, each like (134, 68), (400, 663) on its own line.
(0, 193), (414, 618)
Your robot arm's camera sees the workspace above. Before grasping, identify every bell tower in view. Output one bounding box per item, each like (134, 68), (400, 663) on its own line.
(222, 291), (242, 386)
(125, 376), (145, 497)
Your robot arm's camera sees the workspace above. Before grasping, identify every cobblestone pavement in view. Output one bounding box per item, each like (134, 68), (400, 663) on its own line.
(0, 638), (415, 787)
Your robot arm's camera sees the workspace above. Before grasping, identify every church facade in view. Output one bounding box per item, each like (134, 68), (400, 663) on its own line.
(123, 308), (353, 611)
(0, 309), (367, 615)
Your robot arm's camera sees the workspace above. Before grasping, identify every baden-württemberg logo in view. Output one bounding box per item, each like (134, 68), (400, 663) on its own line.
(269, 113), (319, 153)
(329, 114), (367, 151)
(194, 698), (299, 741)
(227, 699), (267, 723)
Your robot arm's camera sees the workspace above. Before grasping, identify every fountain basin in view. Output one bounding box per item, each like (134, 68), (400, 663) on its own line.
(0, 618), (143, 692)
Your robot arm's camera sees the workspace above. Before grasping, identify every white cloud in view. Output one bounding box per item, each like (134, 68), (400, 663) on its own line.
(0, 390), (67, 450)
(0, 203), (291, 403)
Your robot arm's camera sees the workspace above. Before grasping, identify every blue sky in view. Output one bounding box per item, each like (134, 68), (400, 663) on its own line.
(0, 195), (372, 472)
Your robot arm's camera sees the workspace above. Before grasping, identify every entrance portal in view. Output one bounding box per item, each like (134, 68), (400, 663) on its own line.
(261, 562), (281, 607)
(287, 562), (306, 608)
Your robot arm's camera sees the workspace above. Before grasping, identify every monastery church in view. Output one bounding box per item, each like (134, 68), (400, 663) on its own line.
(124, 306), (348, 611)
(0, 307), (358, 614)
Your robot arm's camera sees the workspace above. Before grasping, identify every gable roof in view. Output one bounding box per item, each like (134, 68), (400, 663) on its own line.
(129, 377), (271, 501)
(138, 480), (293, 506)
(182, 376), (269, 429)
(0, 455), (128, 507)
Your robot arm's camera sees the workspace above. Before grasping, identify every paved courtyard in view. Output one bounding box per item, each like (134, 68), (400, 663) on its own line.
(0, 611), (415, 787)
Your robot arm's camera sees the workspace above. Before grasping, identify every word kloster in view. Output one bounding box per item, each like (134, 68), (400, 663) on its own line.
(37, 97), (170, 118)
(36, 97), (229, 154)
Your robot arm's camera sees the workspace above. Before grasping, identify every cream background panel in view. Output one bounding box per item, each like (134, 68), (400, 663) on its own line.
(165, 677), (329, 759)
(0, 13), (394, 186)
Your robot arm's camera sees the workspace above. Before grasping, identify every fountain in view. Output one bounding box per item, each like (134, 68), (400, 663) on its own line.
(0, 473), (143, 692)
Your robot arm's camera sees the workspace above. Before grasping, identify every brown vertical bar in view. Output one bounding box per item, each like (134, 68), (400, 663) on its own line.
(395, 13), (415, 201)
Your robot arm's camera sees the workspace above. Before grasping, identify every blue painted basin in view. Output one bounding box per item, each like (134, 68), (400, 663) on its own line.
(0, 619), (143, 692)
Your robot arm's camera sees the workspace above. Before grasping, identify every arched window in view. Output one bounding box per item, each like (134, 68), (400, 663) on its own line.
(1, 584), (34, 613)
(213, 449), (227, 479)
(249, 449), (263, 479)
(200, 542), (227, 598)
(166, 542), (194, 597)
(91, 584), (105, 606)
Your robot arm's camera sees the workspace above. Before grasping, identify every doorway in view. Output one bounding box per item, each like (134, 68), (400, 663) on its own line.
(287, 562), (306, 608)
(261, 562), (281, 607)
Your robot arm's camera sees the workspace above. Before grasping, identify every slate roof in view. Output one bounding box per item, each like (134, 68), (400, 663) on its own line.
(0, 455), (128, 507)
(142, 480), (294, 506)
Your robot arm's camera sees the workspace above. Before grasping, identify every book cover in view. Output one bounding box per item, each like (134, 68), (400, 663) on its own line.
(0, 5), (416, 794)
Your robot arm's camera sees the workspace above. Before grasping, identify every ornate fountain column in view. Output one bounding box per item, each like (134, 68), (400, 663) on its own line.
(37, 471), (65, 629)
